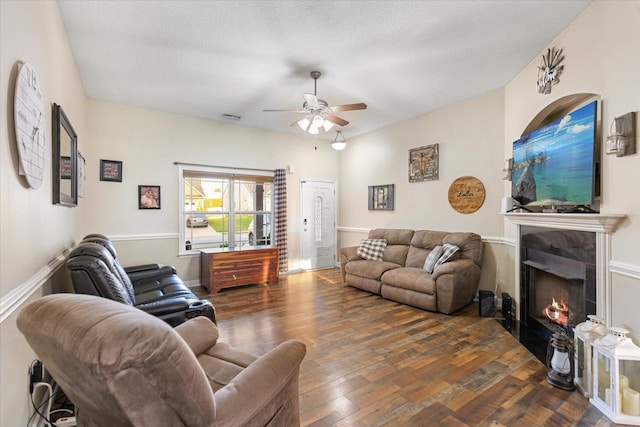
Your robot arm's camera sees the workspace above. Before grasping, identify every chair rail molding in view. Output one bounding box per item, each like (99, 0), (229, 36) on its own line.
(0, 249), (70, 323)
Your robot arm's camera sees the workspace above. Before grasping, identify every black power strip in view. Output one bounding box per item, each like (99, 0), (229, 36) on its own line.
(29, 360), (45, 394)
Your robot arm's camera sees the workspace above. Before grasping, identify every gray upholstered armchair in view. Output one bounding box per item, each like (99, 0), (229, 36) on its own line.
(17, 294), (306, 427)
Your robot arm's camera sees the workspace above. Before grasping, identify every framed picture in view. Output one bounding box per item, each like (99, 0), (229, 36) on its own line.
(138, 185), (161, 209)
(368, 184), (394, 211)
(78, 152), (86, 197)
(60, 156), (72, 180)
(100, 159), (123, 182)
(409, 144), (439, 182)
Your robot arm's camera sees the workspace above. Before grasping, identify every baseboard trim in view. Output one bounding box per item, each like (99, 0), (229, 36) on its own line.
(0, 249), (69, 323)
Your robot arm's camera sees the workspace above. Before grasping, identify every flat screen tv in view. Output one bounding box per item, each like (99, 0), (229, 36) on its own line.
(511, 100), (599, 210)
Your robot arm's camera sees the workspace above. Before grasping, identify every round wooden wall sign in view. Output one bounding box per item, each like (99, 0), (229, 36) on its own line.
(448, 176), (485, 214)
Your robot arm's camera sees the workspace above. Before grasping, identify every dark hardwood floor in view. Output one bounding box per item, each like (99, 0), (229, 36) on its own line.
(198, 268), (618, 426)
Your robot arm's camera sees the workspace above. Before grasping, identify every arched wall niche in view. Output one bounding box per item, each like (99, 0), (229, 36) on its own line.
(516, 92), (603, 206)
(521, 93), (600, 136)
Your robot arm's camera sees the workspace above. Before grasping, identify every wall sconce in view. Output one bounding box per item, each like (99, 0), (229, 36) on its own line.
(502, 158), (513, 181)
(606, 112), (636, 157)
(331, 131), (347, 151)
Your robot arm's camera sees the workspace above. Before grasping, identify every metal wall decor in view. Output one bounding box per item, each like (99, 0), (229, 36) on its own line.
(537, 47), (564, 95)
(409, 144), (439, 182)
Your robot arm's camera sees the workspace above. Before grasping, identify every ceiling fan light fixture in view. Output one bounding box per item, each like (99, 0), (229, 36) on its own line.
(308, 125), (319, 135)
(331, 130), (347, 151)
(312, 115), (324, 128)
(322, 120), (334, 132)
(297, 117), (311, 131)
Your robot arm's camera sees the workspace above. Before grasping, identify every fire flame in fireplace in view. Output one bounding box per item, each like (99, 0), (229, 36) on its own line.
(544, 298), (569, 327)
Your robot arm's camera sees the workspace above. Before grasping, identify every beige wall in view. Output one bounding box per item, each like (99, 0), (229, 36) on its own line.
(81, 99), (339, 279)
(1, 1), (639, 426)
(0, 1), (87, 425)
(337, 89), (506, 293)
(503, 1), (640, 339)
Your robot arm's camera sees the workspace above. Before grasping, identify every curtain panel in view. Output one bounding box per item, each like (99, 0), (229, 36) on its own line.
(273, 169), (288, 272)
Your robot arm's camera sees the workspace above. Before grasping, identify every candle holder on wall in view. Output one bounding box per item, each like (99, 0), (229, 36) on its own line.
(605, 112), (636, 157)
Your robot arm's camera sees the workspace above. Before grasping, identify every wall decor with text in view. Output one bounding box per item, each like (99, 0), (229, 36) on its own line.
(447, 176), (485, 214)
(100, 159), (123, 182)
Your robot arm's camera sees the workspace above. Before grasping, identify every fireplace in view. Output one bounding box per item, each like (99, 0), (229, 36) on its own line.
(520, 226), (597, 342)
(501, 212), (626, 364)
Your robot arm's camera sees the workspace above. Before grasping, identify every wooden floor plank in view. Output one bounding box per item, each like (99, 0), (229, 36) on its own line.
(199, 268), (617, 426)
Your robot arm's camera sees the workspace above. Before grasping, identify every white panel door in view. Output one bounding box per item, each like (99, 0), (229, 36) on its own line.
(300, 180), (336, 270)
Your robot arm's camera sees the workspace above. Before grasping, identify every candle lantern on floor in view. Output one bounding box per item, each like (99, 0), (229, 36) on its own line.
(547, 329), (575, 390)
(591, 327), (640, 425)
(574, 315), (607, 396)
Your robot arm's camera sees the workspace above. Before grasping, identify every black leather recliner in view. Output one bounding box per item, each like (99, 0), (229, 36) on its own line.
(66, 241), (215, 327)
(80, 234), (189, 298)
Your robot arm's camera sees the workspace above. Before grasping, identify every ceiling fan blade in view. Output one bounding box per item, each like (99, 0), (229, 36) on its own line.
(262, 109), (306, 113)
(303, 93), (319, 108)
(329, 103), (367, 112)
(325, 114), (349, 126)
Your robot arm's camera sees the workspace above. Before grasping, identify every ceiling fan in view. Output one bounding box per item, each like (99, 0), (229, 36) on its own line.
(263, 71), (367, 135)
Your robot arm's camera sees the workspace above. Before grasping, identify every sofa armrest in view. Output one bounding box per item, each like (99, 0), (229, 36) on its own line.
(213, 340), (307, 426)
(134, 297), (190, 316)
(126, 265), (177, 284)
(432, 258), (481, 314)
(339, 246), (362, 281)
(175, 316), (219, 354)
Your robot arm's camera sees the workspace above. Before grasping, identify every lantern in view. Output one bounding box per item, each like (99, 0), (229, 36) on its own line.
(574, 315), (607, 396)
(591, 327), (640, 425)
(547, 329), (575, 390)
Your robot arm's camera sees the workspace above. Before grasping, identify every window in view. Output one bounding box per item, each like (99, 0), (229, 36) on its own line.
(179, 166), (272, 252)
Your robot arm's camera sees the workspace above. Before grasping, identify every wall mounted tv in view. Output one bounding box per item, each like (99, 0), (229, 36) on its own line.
(511, 100), (599, 210)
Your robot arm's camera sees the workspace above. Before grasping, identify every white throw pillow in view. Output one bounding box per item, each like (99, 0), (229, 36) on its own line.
(434, 243), (460, 269)
(423, 245), (443, 273)
(357, 239), (388, 261)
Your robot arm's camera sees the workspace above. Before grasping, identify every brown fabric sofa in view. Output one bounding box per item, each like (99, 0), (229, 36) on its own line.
(17, 293), (306, 427)
(340, 228), (483, 314)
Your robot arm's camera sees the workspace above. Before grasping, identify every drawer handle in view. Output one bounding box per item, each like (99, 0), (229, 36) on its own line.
(233, 274), (237, 280)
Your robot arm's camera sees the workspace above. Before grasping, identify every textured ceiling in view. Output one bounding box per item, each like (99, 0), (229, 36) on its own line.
(56, 0), (591, 140)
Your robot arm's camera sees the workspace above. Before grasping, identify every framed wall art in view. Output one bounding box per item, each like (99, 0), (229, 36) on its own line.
(368, 184), (394, 211)
(409, 144), (439, 182)
(78, 152), (86, 197)
(138, 185), (160, 209)
(100, 159), (123, 182)
(60, 156), (72, 180)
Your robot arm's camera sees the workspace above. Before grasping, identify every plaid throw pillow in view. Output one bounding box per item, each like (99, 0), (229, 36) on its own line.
(357, 238), (388, 261)
(434, 243), (460, 269)
(423, 245), (443, 273)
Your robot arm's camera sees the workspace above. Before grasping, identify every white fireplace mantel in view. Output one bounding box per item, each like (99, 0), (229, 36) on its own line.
(502, 212), (627, 327)
(501, 212), (627, 233)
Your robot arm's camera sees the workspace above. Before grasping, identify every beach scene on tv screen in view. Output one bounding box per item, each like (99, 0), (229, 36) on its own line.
(512, 101), (596, 207)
